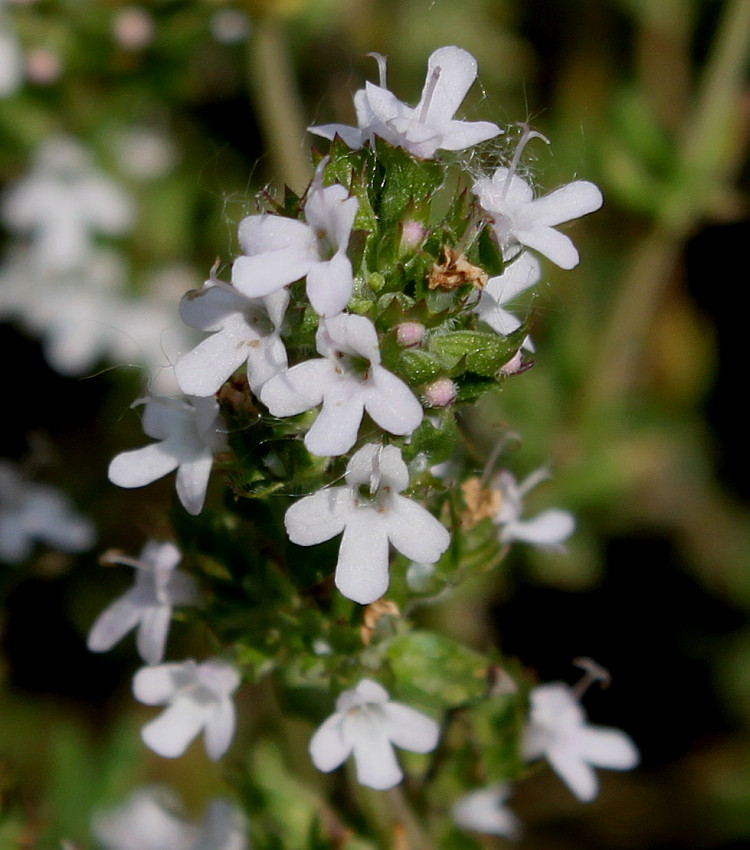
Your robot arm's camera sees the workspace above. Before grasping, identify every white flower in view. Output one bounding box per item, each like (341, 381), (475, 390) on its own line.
(522, 682), (639, 802)
(108, 395), (227, 516)
(310, 46), (501, 159)
(261, 313), (422, 457)
(285, 443), (450, 604)
(452, 784), (521, 839)
(1, 136), (134, 271)
(474, 252), (540, 348)
(0, 459), (95, 563)
(175, 277), (288, 397)
(231, 162), (357, 318)
(92, 786), (248, 850)
(309, 678), (439, 790)
(87, 541), (199, 665)
(92, 786), (196, 850)
(493, 467), (575, 552)
(133, 658), (240, 761)
(473, 167), (603, 269)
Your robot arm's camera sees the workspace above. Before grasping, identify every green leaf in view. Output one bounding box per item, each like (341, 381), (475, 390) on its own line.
(387, 631), (489, 709)
(429, 330), (519, 376)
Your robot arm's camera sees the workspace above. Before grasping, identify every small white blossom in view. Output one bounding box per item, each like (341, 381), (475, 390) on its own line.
(1, 136), (134, 271)
(232, 162), (357, 317)
(108, 395), (227, 516)
(175, 277), (288, 397)
(261, 313), (422, 457)
(0, 459), (95, 563)
(310, 46), (501, 159)
(92, 786), (248, 850)
(523, 682), (639, 802)
(474, 252), (540, 348)
(92, 786), (195, 850)
(285, 443), (450, 604)
(452, 784), (521, 839)
(493, 467), (575, 551)
(133, 658), (240, 761)
(473, 167), (602, 269)
(309, 678), (439, 790)
(87, 541), (199, 665)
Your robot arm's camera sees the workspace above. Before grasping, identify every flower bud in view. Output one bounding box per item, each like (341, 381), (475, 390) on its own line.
(395, 321), (425, 348)
(423, 377), (457, 408)
(400, 220), (427, 250)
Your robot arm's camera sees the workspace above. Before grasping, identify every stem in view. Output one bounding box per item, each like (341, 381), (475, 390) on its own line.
(584, 0), (750, 404)
(247, 16), (312, 193)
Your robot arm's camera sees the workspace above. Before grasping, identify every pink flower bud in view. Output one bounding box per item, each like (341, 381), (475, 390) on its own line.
(113, 7), (154, 50)
(423, 377), (457, 408)
(401, 220), (427, 250)
(395, 322), (425, 348)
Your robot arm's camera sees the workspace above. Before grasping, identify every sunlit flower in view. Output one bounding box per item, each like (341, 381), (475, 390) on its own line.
(0, 459), (95, 563)
(232, 161), (357, 317)
(87, 541), (199, 665)
(493, 467), (575, 551)
(310, 46), (501, 159)
(523, 682), (639, 801)
(474, 167), (602, 269)
(133, 658), (240, 761)
(108, 395), (227, 516)
(452, 784), (521, 839)
(285, 443), (450, 604)
(175, 277), (288, 397)
(309, 678), (439, 789)
(261, 313), (422, 457)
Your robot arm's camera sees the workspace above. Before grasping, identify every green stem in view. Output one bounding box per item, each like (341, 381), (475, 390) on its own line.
(247, 16), (312, 193)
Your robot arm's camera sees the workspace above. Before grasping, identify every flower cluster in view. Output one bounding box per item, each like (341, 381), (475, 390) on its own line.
(82, 43), (638, 847)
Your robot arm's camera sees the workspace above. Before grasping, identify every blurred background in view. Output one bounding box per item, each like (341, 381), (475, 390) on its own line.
(1, 0), (750, 847)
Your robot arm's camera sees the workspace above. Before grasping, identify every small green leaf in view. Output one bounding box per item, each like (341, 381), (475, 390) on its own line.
(429, 330), (518, 376)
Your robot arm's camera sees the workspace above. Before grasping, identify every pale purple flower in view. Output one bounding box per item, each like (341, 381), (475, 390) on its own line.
(261, 313), (422, 457)
(285, 443), (450, 604)
(108, 395), (227, 516)
(452, 784), (521, 839)
(175, 277), (288, 397)
(309, 678), (439, 790)
(0, 459), (94, 563)
(473, 167), (603, 269)
(310, 46), (501, 159)
(87, 541), (198, 665)
(133, 658), (240, 761)
(493, 467), (575, 552)
(523, 682), (639, 802)
(1, 136), (134, 271)
(231, 162), (357, 318)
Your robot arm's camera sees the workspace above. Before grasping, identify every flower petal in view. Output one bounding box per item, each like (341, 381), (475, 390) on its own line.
(108, 443), (180, 489)
(87, 595), (141, 653)
(576, 726), (639, 770)
(141, 698), (209, 759)
(501, 509), (575, 550)
(260, 359), (333, 417)
(175, 449), (213, 515)
(381, 702), (440, 754)
(347, 712), (403, 789)
(305, 253), (353, 318)
(174, 322), (251, 397)
(136, 605), (172, 665)
(385, 495), (450, 564)
(335, 514), (390, 604)
(547, 742), (599, 802)
(203, 698), (236, 761)
(285, 487), (348, 546)
(515, 224), (580, 269)
(416, 46), (478, 127)
(305, 390), (364, 457)
(363, 366), (423, 436)
(529, 180), (603, 227)
(309, 713), (352, 772)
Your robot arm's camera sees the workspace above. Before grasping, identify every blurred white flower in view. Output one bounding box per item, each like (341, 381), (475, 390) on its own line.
(113, 6), (154, 50)
(113, 126), (177, 181)
(87, 541), (199, 665)
(92, 786), (248, 850)
(309, 678), (439, 790)
(523, 682), (639, 801)
(452, 784), (520, 839)
(24, 46), (61, 84)
(210, 9), (250, 44)
(493, 467), (575, 552)
(108, 395), (227, 516)
(133, 658), (240, 760)
(0, 459), (94, 563)
(1, 136), (134, 271)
